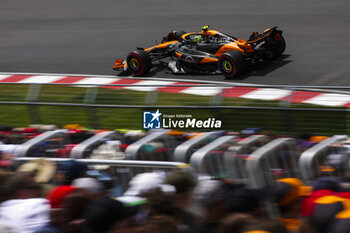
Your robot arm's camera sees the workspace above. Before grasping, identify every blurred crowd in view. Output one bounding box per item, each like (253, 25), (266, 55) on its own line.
(1, 159), (350, 233)
(2, 125), (350, 233)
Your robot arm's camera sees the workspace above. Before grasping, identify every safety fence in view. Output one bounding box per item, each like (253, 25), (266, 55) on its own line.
(9, 129), (350, 218)
(299, 135), (348, 182)
(0, 82), (349, 135)
(11, 128), (350, 187)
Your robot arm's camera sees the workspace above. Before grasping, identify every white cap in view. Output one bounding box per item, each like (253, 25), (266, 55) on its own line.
(72, 177), (104, 194)
(124, 172), (175, 196)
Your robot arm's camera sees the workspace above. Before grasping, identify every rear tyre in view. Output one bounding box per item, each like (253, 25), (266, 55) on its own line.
(127, 50), (152, 76)
(218, 50), (247, 78)
(273, 35), (286, 57)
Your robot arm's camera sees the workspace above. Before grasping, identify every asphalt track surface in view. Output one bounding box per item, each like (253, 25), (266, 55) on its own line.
(1, 0), (350, 85)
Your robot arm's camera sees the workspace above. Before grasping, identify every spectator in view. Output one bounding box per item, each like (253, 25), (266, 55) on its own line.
(165, 169), (198, 231)
(135, 215), (179, 233)
(54, 160), (88, 185)
(309, 194), (349, 233)
(298, 220), (318, 233)
(0, 134), (18, 169)
(34, 185), (77, 233)
(81, 196), (140, 233)
(0, 170), (13, 203)
(34, 185), (93, 233)
(271, 178), (312, 232)
(0, 174), (50, 233)
(123, 172), (168, 197)
(72, 177), (105, 197)
(194, 179), (264, 233)
(312, 176), (342, 192)
(325, 208), (350, 233)
(242, 218), (287, 233)
(0, 224), (13, 233)
(301, 189), (334, 217)
(17, 158), (57, 196)
(63, 188), (92, 223)
(0, 171), (15, 233)
(215, 213), (255, 233)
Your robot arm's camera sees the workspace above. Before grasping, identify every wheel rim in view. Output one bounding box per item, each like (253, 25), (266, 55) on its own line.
(130, 58), (140, 71)
(222, 60), (233, 73)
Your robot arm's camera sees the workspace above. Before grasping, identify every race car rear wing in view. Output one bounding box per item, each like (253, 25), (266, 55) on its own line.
(246, 26), (281, 44)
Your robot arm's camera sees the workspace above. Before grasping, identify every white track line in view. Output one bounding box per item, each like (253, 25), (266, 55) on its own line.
(0, 72), (113, 78)
(17, 75), (66, 84)
(180, 86), (227, 96)
(303, 93), (350, 107)
(124, 80), (176, 91)
(73, 77), (119, 85)
(240, 88), (291, 100)
(0, 75), (13, 81)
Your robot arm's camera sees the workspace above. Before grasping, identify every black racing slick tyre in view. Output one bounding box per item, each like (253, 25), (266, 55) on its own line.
(273, 35), (286, 58)
(218, 50), (247, 78)
(127, 50), (152, 76)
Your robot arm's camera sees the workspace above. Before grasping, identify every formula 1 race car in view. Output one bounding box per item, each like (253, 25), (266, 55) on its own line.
(113, 26), (285, 78)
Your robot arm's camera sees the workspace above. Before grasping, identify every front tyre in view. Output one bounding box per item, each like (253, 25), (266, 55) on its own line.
(218, 50), (247, 78)
(127, 50), (152, 76)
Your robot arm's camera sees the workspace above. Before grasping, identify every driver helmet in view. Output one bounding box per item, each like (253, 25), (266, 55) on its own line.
(201, 25), (209, 31)
(193, 35), (202, 43)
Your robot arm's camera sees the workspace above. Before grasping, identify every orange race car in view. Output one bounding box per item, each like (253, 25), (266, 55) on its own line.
(113, 26), (285, 78)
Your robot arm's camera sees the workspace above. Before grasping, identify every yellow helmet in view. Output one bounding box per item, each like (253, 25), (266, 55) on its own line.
(193, 35), (202, 43)
(201, 25), (209, 31)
